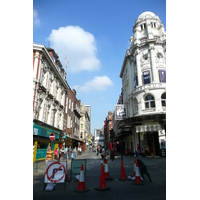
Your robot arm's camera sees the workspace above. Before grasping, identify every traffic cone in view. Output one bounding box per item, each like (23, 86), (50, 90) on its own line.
(65, 161), (71, 182)
(104, 158), (113, 181)
(118, 160), (127, 181)
(133, 158), (136, 178)
(132, 161), (144, 186)
(73, 164), (90, 193)
(95, 164), (111, 191)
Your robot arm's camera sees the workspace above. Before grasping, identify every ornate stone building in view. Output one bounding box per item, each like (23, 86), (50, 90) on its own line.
(116, 11), (166, 156)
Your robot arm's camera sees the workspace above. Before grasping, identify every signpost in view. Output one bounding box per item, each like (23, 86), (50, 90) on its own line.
(43, 161), (67, 191)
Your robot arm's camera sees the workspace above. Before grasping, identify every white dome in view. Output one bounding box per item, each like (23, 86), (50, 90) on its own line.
(137, 11), (156, 19)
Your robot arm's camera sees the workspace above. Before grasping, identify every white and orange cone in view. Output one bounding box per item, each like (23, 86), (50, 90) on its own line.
(132, 161), (144, 185)
(73, 164), (90, 193)
(104, 158), (113, 181)
(133, 158), (136, 178)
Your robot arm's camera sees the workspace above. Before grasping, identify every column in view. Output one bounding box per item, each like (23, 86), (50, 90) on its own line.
(33, 52), (39, 79)
(149, 44), (159, 83)
(135, 49), (142, 86)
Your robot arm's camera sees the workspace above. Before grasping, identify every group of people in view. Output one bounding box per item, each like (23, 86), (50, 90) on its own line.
(46, 145), (83, 162)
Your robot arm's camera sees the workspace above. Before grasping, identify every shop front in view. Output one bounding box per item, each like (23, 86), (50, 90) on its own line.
(136, 124), (165, 157)
(33, 122), (60, 162)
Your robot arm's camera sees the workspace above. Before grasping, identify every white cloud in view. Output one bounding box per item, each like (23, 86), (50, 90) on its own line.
(48, 26), (101, 73)
(33, 9), (40, 27)
(74, 76), (113, 93)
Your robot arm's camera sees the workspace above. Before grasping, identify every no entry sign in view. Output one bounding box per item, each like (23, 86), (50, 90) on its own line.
(49, 133), (55, 141)
(44, 161), (66, 183)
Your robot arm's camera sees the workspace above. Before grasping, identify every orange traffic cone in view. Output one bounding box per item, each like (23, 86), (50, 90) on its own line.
(132, 161), (144, 186)
(118, 159), (127, 181)
(104, 158), (113, 181)
(133, 158), (136, 178)
(73, 164), (90, 193)
(95, 164), (111, 191)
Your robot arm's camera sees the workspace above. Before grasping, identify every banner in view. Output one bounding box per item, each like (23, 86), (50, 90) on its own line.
(159, 70), (166, 83)
(115, 104), (126, 120)
(143, 70), (150, 84)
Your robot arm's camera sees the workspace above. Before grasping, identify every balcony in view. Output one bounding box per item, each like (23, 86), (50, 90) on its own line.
(133, 82), (165, 95)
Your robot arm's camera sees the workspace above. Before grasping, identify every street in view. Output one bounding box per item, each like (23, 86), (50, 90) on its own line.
(33, 150), (166, 200)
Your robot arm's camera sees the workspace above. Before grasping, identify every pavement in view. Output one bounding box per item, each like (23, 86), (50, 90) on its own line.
(33, 149), (163, 174)
(33, 149), (166, 200)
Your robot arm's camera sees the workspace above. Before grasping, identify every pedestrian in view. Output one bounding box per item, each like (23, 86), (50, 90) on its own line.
(78, 146), (82, 155)
(101, 146), (105, 160)
(69, 146), (72, 159)
(45, 146), (54, 164)
(137, 144), (140, 157)
(73, 147), (77, 159)
(54, 148), (58, 160)
(96, 146), (99, 156)
(65, 146), (68, 160)
(71, 152), (74, 160)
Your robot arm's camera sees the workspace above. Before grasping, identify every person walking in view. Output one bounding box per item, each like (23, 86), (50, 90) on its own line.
(137, 144), (140, 157)
(65, 146), (68, 160)
(68, 146), (72, 159)
(54, 148), (58, 160)
(73, 147), (77, 159)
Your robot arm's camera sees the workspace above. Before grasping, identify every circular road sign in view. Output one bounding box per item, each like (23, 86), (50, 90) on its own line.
(49, 133), (55, 141)
(46, 162), (66, 183)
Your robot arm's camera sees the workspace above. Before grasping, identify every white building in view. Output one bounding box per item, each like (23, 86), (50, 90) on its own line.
(118, 11), (166, 157)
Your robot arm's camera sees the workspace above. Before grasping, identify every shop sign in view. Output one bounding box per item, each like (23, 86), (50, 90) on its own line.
(136, 124), (161, 133)
(115, 104), (126, 120)
(33, 128), (38, 135)
(33, 124), (59, 139)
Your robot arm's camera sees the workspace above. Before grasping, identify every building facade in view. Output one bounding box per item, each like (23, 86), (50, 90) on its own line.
(104, 111), (114, 149)
(33, 44), (68, 162)
(80, 102), (91, 147)
(116, 11), (166, 157)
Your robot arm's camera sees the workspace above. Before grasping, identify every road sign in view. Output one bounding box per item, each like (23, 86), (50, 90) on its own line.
(49, 133), (55, 141)
(44, 161), (66, 183)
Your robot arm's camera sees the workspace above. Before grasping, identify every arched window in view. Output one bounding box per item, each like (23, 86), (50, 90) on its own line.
(161, 93), (166, 107)
(144, 94), (155, 109)
(133, 98), (138, 113)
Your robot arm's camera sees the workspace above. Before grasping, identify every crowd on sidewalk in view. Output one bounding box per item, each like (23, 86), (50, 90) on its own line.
(45, 145), (83, 163)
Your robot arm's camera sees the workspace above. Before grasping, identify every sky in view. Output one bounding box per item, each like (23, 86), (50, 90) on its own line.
(33, 0), (166, 135)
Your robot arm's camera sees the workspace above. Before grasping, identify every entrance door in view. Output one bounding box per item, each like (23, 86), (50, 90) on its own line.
(147, 132), (159, 156)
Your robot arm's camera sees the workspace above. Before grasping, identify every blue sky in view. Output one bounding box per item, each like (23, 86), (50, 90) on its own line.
(33, 0), (166, 135)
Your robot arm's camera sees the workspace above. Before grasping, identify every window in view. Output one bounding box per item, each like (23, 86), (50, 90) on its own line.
(159, 70), (166, 83)
(65, 97), (68, 113)
(81, 124), (83, 129)
(69, 99), (71, 109)
(71, 102), (73, 111)
(161, 93), (166, 107)
(134, 76), (138, 89)
(133, 98), (138, 113)
(143, 70), (151, 84)
(144, 94), (155, 109)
